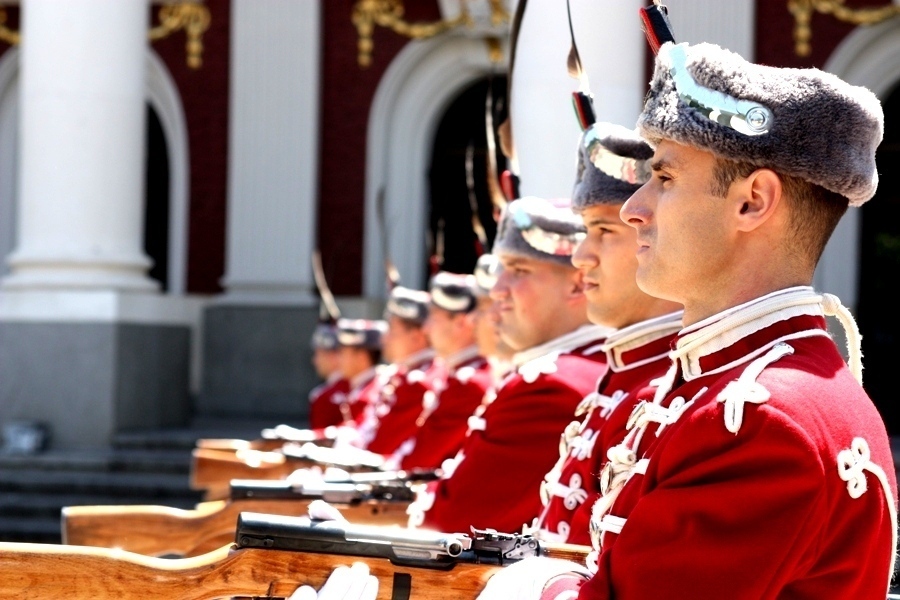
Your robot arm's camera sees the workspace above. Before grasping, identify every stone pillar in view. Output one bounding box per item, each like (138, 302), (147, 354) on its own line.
(2, 0), (155, 290)
(0, 0), (196, 450)
(198, 0), (323, 419)
(510, 0), (646, 199)
(220, 0), (320, 304)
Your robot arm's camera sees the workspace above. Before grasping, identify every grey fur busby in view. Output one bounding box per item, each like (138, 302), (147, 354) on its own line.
(384, 286), (431, 325)
(311, 323), (339, 351)
(573, 122), (653, 211)
(429, 272), (479, 313)
(336, 318), (387, 350)
(493, 197), (585, 266)
(638, 42), (883, 206)
(473, 253), (500, 293)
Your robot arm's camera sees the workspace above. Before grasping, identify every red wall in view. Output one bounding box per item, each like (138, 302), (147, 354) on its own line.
(317, 1), (441, 295)
(151, 0), (231, 294)
(755, 0), (879, 68)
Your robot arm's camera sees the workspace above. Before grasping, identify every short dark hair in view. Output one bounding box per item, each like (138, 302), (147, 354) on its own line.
(710, 157), (849, 264)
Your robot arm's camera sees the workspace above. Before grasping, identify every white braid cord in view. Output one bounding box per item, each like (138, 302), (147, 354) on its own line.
(587, 367), (683, 554)
(836, 437), (899, 593)
(673, 288), (863, 385)
(716, 343), (794, 434)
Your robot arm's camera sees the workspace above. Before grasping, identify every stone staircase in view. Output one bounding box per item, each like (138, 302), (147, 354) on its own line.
(0, 416), (287, 544)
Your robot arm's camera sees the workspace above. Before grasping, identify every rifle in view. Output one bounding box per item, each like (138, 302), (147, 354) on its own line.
(190, 443), (388, 497)
(0, 517), (590, 600)
(195, 424), (336, 453)
(62, 480), (419, 557)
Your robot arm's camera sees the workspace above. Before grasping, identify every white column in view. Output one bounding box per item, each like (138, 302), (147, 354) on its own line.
(2, 0), (155, 291)
(221, 0), (321, 305)
(663, 0), (756, 60)
(510, 0), (645, 199)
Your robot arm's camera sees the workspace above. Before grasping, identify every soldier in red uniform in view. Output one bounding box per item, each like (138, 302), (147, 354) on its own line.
(410, 196), (610, 534)
(333, 318), (386, 424)
(480, 41), (898, 600)
(348, 286), (434, 455)
(387, 271), (493, 471)
(535, 122), (682, 546)
(307, 322), (351, 429)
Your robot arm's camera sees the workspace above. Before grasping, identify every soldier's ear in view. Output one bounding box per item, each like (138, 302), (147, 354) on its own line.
(734, 168), (782, 233)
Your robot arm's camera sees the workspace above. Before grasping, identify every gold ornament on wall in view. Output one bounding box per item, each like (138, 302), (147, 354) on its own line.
(0, 2), (210, 70)
(0, 7), (19, 46)
(788, 0), (900, 56)
(149, 2), (211, 69)
(352, 0), (510, 68)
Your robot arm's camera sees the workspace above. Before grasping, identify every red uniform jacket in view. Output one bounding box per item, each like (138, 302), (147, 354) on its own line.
(537, 313), (682, 545)
(571, 288), (898, 600)
(414, 325), (610, 535)
(344, 368), (381, 424)
(307, 374), (350, 430)
(362, 350), (435, 455)
(391, 347), (494, 471)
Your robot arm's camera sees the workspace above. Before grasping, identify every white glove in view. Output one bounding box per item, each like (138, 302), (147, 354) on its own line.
(307, 499), (348, 522)
(288, 563), (378, 600)
(476, 557), (590, 600)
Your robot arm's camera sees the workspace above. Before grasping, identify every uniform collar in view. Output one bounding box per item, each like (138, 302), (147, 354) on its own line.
(399, 348), (436, 371)
(602, 311), (683, 372)
(672, 286), (831, 381)
(349, 366), (378, 390)
(444, 345), (482, 370)
(513, 323), (612, 367)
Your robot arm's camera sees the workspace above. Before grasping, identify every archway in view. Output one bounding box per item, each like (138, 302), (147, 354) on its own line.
(363, 34), (508, 297)
(427, 75), (507, 279)
(856, 84), (900, 433)
(822, 19), (900, 433)
(0, 47), (19, 278)
(0, 48), (189, 292)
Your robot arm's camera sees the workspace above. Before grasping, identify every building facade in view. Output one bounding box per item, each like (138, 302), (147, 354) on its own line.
(0, 0), (897, 448)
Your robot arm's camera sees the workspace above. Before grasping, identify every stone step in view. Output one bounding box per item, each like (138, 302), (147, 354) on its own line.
(0, 448), (192, 475)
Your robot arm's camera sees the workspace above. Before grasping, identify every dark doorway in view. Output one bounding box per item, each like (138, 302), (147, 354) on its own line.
(427, 76), (508, 279)
(144, 104), (170, 291)
(856, 84), (900, 434)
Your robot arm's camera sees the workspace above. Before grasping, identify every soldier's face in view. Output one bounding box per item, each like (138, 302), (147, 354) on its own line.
(572, 204), (665, 329)
(312, 347), (340, 379)
(423, 306), (458, 357)
(383, 315), (427, 363)
(472, 296), (501, 359)
(490, 253), (580, 351)
(620, 140), (733, 321)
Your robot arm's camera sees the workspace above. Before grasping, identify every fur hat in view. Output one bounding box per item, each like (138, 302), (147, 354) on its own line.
(336, 318), (387, 350)
(493, 197), (585, 266)
(311, 323), (339, 351)
(384, 286), (430, 325)
(638, 42), (883, 207)
(429, 272), (479, 313)
(572, 122), (653, 210)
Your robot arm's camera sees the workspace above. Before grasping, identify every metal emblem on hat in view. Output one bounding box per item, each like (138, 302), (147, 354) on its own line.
(583, 128), (651, 185)
(663, 43), (774, 137)
(510, 202), (586, 256)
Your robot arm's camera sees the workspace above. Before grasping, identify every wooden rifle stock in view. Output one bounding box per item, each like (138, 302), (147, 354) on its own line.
(3, 519), (589, 599)
(195, 424), (337, 453)
(63, 480), (420, 557)
(190, 445), (387, 496)
(194, 437), (287, 452)
(63, 498), (411, 558)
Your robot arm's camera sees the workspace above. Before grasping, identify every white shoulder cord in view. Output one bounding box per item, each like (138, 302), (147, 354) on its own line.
(819, 293), (863, 385)
(673, 288), (863, 385)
